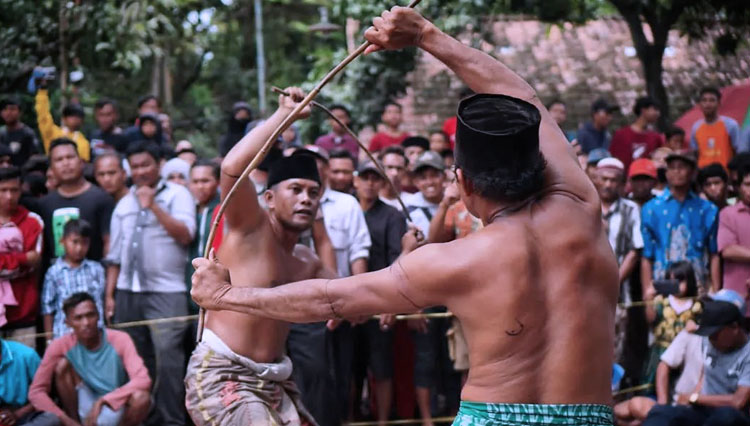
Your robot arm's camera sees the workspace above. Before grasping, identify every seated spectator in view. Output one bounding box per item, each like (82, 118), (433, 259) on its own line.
(643, 290), (750, 426)
(665, 127), (686, 152)
(615, 329), (703, 426)
(29, 293), (151, 426)
(401, 136), (429, 167)
(161, 157), (191, 187)
(642, 261), (701, 388)
(41, 219), (105, 339)
(698, 163), (730, 210)
(93, 153), (129, 203)
(0, 337), (59, 426)
(718, 166), (750, 312)
(33, 82), (89, 161)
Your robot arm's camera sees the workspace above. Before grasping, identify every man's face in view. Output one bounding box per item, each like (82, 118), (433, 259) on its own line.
(382, 105), (402, 128)
(354, 171), (384, 202)
(414, 167), (445, 203)
(429, 133), (449, 152)
(65, 300), (99, 342)
(139, 98), (160, 115)
(699, 93), (719, 117)
(0, 178), (21, 213)
(642, 106), (661, 124)
(1, 104), (20, 125)
(702, 176), (727, 206)
(739, 175), (750, 206)
(709, 324), (740, 353)
(381, 153), (406, 190)
(128, 152), (160, 187)
(666, 134), (685, 152)
(329, 108), (350, 134)
(234, 109), (251, 121)
(595, 168), (623, 203)
(666, 159), (694, 189)
(62, 115), (82, 131)
(328, 158), (355, 193)
(189, 166), (219, 206)
(95, 104), (117, 131)
(0, 156), (11, 168)
(630, 176), (656, 201)
(94, 156), (126, 197)
(404, 146), (425, 167)
(592, 110), (612, 129)
(50, 144), (83, 184)
(141, 121), (157, 139)
(549, 103), (567, 125)
(62, 233), (90, 263)
(266, 179), (321, 232)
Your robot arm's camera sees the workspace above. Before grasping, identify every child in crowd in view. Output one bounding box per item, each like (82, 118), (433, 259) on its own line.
(41, 219), (106, 338)
(642, 261), (701, 387)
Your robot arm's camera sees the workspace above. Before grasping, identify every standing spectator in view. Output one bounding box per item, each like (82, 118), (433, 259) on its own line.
(218, 102), (252, 158)
(643, 290), (750, 426)
(174, 141), (198, 166)
(123, 95), (162, 144)
(378, 146), (412, 211)
(105, 141), (195, 425)
(158, 113), (173, 145)
(88, 99), (126, 156)
(125, 114), (164, 146)
(718, 167), (750, 310)
(428, 181), (481, 244)
(186, 160), (220, 315)
(29, 292), (151, 426)
(0, 166), (43, 349)
(288, 146), (371, 426)
(402, 136), (429, 167)
(651, 147), (673, 196)
(0, 96), (40, 166)
(690, 87), (742, 169)
(584, 148), (610, 182)
(369, 102), (409, 152)
(641, 151), (720, 294)
(628, 158), (658, 207)
(665, 126), (686, 152)
(41, 219), (105, 339)
(352, 160), (407, 425)
(609, 96), (663, 172)
(577, 98), (617, 154)
(0, 337), (59, 426)
(314, 104), (359, 159)
(407, 151), (445, 234)
(161, 158), (191, 187)
(34, 85), (89, 161)
(38, 139), (114, 263)
(94, 153), (129, 203)
(547, 99), (576, 141)
(698, 163), (730, 210)
(428, 130), (450, 153)
(595, 158), (643, 377)
(328, 149), (356, 194)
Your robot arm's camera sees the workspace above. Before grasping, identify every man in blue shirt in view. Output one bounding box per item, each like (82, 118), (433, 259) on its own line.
(641, 151), (720, 295)
(0, 338), (58, 426)
(576, 98), (617, 154)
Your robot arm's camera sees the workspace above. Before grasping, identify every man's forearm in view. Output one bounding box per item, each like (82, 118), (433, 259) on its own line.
(694, 393), (748, 410)
(641, 258), (653, 293)
(418, 23), (536, 101)
(106, 265), (120, 298)
(722, 245), (750, 263)
(710, 254), (721, 292)
(223, 108), (290, 177)
(219, 280), (335, 323)
(428, 202), (452, 243)
(43, 314), (53, 335)
(618, 250), (639, 285)
(655, 362), (670, 405)
(351, 257), (368, 276)
(150, 205), (192, 246)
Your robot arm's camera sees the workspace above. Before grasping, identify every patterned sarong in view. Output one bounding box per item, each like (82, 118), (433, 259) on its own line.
(185, 329), (318, 426)
(453, 401), (614, 425)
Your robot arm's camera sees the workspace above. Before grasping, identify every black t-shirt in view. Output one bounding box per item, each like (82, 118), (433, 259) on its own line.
(88, 127), (127, 156)
(0, 124), (40, 166)
(39, 185), (115, 262)
(364, 199), (407, 272)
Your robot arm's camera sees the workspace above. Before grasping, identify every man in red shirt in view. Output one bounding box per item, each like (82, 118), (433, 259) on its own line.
(369, 102), (409, 152)
(610, 96), (663, 172)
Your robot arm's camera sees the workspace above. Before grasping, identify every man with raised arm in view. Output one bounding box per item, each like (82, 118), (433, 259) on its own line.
(192, 9), (618, 425)
(183, 88), (336, 426)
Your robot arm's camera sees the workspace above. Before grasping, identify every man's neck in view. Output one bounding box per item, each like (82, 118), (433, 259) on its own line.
(114, 187), (129, 202)
(269, 214), (301, 252)
(630, 117), (648, 132)
(4, 121), (22, 131)
(380, 186), (399, 200)
(99, 125), (114, 134)
(80, 330), (102, 351)
(669, 185), (690, 202)
(58, 178), (90, 198)
(0, 207), (14, 224)
(424, 194), (443, 206)
(332, 128), (346, 137)
(593, 121), (606, 131)
(64, 257), (83, 268)
(601, 197), (618, 213)
(360, 196), (377, 212)
(704, 112), (719, 123)
(383, 125), (400, 135)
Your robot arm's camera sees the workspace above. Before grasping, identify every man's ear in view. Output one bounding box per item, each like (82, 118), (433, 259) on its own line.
(457, 168), (474, 197)
(264, 189), (274, 209)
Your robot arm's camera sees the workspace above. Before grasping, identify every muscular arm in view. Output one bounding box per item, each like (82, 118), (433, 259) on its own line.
(312, 218), (337, 273)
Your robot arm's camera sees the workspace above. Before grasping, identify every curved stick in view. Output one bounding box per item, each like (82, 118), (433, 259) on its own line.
(271, 86), (413, 222)
(196, 0), (422, 342)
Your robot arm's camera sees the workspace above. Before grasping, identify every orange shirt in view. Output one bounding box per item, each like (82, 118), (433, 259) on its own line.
(690, 116), (740, 169)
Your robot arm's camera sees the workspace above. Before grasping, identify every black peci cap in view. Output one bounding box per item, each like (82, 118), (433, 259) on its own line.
(455, 94), (541, 176)
(266, 154), (321, 189)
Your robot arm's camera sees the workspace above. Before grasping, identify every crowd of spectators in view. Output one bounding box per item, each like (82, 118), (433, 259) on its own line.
(1, 74), (750, 426)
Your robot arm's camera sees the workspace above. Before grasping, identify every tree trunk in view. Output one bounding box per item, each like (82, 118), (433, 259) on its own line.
(641, 46), (670, 130)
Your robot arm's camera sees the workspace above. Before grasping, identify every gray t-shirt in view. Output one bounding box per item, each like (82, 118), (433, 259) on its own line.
(660, 331), (703, 400)
(702, 338), (750, 395)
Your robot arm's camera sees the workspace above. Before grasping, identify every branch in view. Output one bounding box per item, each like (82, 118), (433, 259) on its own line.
(176, 50), (208, 102)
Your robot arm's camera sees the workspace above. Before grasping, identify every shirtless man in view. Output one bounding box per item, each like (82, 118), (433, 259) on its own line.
(192, 9), (618, 425)
(183, 88), (331, 425)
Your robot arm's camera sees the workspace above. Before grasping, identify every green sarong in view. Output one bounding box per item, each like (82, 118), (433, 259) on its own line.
(453, 401), (614, 425)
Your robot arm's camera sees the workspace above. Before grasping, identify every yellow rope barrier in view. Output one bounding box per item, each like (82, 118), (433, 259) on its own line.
(346, 416), (456, 426)
(612, 383), (653, 397)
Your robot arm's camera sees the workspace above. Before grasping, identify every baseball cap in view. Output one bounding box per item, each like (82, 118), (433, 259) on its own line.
(597, 157), (624, 172)
(413, 151), (445, 173)
(591, 98), (618, 114)
(694, 289), (746, 337)
(628, 159), (657, 179)
(587, 148), (611, 165)
(665, 150), (697, 167)
(357, 160), (384, 177)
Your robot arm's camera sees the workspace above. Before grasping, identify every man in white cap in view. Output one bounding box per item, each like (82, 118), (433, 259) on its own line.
(596, 157), (644, 384)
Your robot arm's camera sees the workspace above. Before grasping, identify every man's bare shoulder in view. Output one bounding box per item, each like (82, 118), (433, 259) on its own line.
(293, 243), (319, 264)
